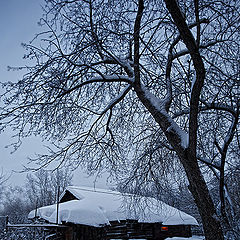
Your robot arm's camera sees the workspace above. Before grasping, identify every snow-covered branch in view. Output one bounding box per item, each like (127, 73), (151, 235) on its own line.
(138, 85), (189, 149)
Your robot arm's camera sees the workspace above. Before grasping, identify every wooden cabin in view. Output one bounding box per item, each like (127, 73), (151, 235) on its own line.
(28, 186), (198, 240)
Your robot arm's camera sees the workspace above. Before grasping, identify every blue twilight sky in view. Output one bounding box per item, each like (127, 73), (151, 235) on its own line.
(0, 0), (108, 188)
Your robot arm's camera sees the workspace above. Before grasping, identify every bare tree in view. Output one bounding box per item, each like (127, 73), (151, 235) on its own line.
(0, 186), (31, 224)
(0, 185), (47, 240)
(26, 168), (73, 207)
(0, 0), (239, 239)
(0, 169), (9, 203)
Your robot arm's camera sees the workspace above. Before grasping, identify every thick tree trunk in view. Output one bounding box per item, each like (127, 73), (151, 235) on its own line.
(179, 150), (224, 240)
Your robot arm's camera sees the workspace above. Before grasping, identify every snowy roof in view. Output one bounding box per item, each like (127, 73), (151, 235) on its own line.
(28, 186), (198, 227)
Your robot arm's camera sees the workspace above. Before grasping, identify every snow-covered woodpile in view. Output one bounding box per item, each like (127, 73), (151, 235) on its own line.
(28, 186), (198, 240)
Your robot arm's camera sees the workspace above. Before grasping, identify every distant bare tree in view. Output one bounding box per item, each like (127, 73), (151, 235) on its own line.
(0, 0), (239, 239)
(0, 186), (31, 224)
(0, 186), (46, 240)
(26, 168), (73, 207)
(0, 169), (8, 201)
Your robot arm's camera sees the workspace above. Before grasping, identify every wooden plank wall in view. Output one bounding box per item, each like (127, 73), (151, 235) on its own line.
(65, 220), (192, 240)
(105, 220), (154, 239)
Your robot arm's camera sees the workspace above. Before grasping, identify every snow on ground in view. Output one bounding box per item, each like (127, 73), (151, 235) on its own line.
(166, 236), (204, 240)
(110, 237), (204, 240)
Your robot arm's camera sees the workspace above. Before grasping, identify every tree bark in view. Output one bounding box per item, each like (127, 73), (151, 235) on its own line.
(179, 150), (224, 240)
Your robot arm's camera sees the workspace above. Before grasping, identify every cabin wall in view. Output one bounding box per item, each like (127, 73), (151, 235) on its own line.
(153, 224), (192, 239)
(105, 220), (153, 239)
(65, 224), (104, 240)
(65, 221), (192, 240)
